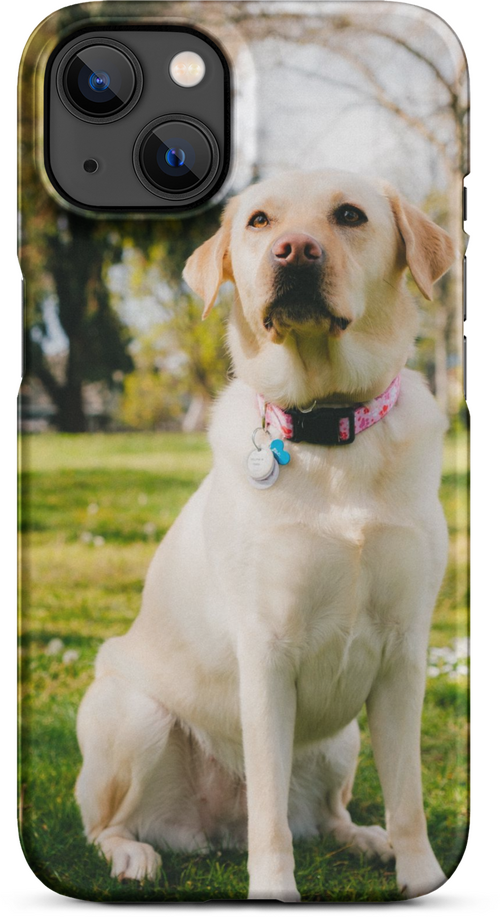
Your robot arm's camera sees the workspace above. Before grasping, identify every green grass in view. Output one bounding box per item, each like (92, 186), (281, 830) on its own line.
(19, 428), (469, 901)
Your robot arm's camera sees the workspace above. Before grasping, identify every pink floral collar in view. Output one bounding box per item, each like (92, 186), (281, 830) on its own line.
(257, 375), (401, 446)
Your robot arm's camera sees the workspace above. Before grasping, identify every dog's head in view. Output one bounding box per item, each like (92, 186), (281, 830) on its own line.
(184, 170), (455, 405)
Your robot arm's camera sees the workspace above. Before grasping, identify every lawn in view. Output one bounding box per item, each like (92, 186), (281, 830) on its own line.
(19, 427), (469, 902)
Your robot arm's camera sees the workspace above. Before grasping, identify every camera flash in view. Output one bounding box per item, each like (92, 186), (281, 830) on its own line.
(169, 51), (205, 88)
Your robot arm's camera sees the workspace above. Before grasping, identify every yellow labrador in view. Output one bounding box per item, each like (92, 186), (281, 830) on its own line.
(76, 170), (455, 900)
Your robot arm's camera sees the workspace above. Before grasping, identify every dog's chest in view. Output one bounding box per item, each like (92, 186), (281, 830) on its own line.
(263, 463), (421, 742)
(278, 528), (389, 742)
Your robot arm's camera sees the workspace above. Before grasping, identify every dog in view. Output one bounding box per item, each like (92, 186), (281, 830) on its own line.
(75, 170), (456, 900)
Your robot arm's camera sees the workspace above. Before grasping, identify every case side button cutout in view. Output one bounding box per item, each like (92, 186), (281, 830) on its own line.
(16, 270), (25, 392)
(463, 175), (473, 408)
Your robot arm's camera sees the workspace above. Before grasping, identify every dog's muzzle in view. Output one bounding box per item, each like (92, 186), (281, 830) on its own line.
(263, 235), (350, 339)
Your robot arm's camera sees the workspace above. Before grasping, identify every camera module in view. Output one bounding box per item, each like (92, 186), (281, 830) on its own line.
(57, 38), (143, 123)
(133, 115), (220, 201)
(47, 28), (230, 210)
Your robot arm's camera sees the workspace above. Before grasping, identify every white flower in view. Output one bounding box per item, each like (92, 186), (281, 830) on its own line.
(143, 522), (157, 536)
(80, 531), (93, 544)
(93, 535), (105, 547)
(87, 503), (99, 515)
(428, 641), (469, 681)
(62, 650), (79, 664)
(453, 637), (470, 659)
(45, 638), (64, 656)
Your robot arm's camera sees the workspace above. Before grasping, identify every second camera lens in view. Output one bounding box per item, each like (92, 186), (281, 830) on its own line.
(134, 116), (220, 200)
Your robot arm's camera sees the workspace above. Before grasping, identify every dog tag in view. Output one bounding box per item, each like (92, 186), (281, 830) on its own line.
(247, 427), (280, 489)
(247, 448), (280, 490)
(247, 446), (276, 481)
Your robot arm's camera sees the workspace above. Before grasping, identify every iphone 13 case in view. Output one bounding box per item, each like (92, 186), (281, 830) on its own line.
(19, 1), (469, 902)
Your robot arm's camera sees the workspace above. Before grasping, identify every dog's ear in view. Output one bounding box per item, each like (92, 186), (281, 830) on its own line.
(388, 190), (456, 301)
(183, 198), (237, 319)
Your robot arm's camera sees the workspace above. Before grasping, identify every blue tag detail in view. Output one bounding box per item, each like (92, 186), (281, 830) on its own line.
(270, 439), (291, 465)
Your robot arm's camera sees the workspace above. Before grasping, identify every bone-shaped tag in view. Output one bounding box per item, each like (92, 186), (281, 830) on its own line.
(270, 439), (291, 465)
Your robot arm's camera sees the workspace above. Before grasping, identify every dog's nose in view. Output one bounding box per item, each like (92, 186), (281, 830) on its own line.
(271, 233), (324, 267)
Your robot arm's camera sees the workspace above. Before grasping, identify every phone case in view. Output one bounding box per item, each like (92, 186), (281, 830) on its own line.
(19, 1), (469, 902)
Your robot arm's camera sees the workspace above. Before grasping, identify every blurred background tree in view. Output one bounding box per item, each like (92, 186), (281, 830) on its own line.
(27, 212), (135, 431)
(118, 292), (230, 431)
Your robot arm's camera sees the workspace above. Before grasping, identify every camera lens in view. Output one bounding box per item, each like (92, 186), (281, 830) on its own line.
(88, 71), (111, 92)
(134, 116), (220, 200)
(57, 39), (142, 123)
(166, 148), (186, 167)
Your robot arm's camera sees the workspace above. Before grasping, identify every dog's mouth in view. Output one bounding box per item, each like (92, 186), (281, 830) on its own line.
(263, 267), (351, 343)
(263, 307), (350, 340)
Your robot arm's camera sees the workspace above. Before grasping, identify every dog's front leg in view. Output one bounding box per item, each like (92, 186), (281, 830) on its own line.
(238, 636), (299, 901)
(366, 655), (446, 899)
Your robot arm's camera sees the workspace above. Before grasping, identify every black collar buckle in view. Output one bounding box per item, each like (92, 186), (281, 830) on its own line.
(289, 405), (356, 446)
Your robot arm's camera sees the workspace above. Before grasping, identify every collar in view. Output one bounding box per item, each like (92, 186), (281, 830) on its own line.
(257, 375), (401, 446)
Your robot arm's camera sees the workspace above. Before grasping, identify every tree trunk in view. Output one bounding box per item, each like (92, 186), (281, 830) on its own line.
(56, 381), (86, 432)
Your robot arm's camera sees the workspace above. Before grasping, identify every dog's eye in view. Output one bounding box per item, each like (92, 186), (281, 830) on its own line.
(248, 212), (270, 229)
(335, 206), (368, 227)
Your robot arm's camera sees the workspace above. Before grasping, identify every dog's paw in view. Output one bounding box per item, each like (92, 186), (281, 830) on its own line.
(108, 840), (162, 882)
(329, 816), (394, 864)
(349, 824), (395, 864)
(248, 883), (300, 902)
(396, 851), (446, 899)
(248, 853), (300, 901)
